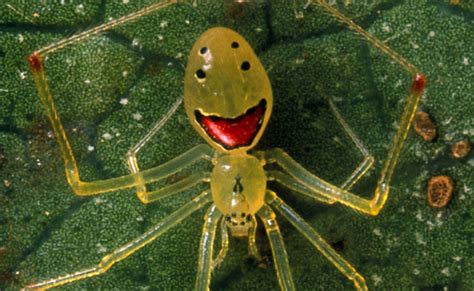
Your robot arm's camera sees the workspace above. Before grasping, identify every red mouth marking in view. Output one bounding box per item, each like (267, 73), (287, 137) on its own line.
(196, 100), (266, 150)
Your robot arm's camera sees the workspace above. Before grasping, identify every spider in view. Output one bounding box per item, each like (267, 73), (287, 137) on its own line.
(25, 1), (425, 290)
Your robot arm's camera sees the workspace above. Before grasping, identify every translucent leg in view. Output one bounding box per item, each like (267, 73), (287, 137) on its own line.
(265, 191), (367, 291)
(326, 97), (374, 191)
(34, 1), (176, 56)
(27, 1), (203, 198)
(138, 172), (210, 204)
(263, 2), (426, 215)
(29, 56), (213, 196)
(24, 191), (212, 290)
(212, 218), (229, 270)
(309, 0), (420, 75)
(126, 97), (183, 201)
(257, 205), (296, 291)
(195, 205), (222, 291)
(248, 217), (261, 261)
(267, 170), (336, 204)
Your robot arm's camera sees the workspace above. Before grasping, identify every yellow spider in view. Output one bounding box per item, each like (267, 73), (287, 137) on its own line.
(25, 1), (425, 290)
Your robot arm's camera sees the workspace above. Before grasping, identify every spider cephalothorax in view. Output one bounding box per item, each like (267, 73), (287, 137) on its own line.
(184, 27), (273, 152)
(211, 154), (266, 237)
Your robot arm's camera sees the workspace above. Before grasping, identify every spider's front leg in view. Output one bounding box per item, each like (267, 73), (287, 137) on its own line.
(28, 1), (184, 197)
(266, 0), (426, 215)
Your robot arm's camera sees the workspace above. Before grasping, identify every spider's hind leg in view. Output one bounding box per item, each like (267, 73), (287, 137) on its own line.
(248, 216), (262, 261)
(266, 191), (367, 291)
(212, 218), (230, 270)
(196, 205), (222, 291)
(24, 191), (212, 290)
(258, 205), (296, 291)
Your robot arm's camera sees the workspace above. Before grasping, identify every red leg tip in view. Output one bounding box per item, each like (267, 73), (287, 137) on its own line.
(411, 73), (426, 95)
(28, 52), (43, 72)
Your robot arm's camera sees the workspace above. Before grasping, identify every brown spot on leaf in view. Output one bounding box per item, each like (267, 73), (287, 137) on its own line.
(413, 111), (437, 142)
(451, 140), (471, 159)
(427, 175), (454, 208)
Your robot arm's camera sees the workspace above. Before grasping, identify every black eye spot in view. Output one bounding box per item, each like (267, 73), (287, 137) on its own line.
(241, 61), (250, 71)
(196, 69), (206, 79)
(231, 41), (239, 48)
(200, 47), (208, 54)
(246, 214), (252, 222)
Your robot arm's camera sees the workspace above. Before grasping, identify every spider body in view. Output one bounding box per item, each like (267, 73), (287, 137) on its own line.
(186, 27), (270, 237)
(25, 2), (425, 290)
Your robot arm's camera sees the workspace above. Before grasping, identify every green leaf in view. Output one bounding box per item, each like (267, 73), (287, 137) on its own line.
(1, 1), (472, 290)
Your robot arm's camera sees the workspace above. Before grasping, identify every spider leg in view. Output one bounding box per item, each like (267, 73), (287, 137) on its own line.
(30, 57), (213, 197)
(27, 1), (200, 198)
(126, 98), (183, 201)
(212, 218), (229, 270)
(248, 216), (262, 261)
(138, 172), (210, 204)
(195, 205), (222, 291)
(326, 97), (374, 191)
(29, 58), (214, 197)
(24, 191), (212, 290)
(267, 170), (336, 204)
(258, 204), (296, 291)
(124, 99), (212, 204)
(33, 1), (176, 57)
(265, 191), (367, 291)
(264, 1), (426, 216)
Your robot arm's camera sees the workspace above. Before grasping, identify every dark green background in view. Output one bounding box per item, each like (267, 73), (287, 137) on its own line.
(1, 1), (473, 290)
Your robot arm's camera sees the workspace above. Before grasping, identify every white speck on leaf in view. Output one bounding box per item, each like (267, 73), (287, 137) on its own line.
(415, 232), (427, 245)
(120, 98), (128, 105)
(97, 243), (107, 253)
(132, 113), (143, 121)
(441, 267), (450, 276)
(102, 133), (113, 140)
(463, 57), (469, 66)
(373, 228), (382, 236)
(371, 274), (382, 286)
(94, 197), (105, 204)
(75, 4), (85, 15)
